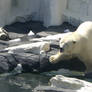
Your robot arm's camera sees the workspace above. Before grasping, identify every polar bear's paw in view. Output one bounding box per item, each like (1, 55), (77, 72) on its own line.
(49, 55), (59, 64)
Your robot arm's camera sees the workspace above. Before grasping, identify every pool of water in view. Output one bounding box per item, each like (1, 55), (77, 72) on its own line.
(0, 72), (92, 92)
(0, 73), (51, 92)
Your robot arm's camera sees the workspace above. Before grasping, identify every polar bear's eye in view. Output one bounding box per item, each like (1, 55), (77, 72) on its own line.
(73, 41), (76, 44)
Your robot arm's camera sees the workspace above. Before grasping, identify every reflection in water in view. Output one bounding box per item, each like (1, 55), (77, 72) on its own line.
(0, 73), (50, 92)
(0, 72), (91, 92)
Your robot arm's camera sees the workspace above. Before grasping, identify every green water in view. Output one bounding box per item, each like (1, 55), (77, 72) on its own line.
(0, 73), (92, 92)
(0, 73), (50, 92)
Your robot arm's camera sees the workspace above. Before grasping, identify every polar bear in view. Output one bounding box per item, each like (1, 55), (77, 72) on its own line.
(49, 21), (92, 73)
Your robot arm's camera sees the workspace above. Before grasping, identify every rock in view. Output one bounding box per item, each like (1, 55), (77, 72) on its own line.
(41, 69), (85, 77)
(0, 29), (87, 74)
(4, 41), (50, 54)
(0, 44), (86, 74)
(50, 75), (92, 92)
(37, 31), (59, 37)
(33, 32), (72, 42)
(9, 30), (35, 44)
(84, 72), (92, 78)
(0, 37), (86, 74)
(34, 86), (76, 92)
(0, 27), (10, 40)
(8, 32), (72, 46)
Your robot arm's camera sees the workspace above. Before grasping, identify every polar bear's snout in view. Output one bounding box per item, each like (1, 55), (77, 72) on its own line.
(59, 43), (66, 53)
(60, 47), (64, 52)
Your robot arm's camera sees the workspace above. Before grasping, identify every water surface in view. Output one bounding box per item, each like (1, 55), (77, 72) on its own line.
(0, 73), (50, 92)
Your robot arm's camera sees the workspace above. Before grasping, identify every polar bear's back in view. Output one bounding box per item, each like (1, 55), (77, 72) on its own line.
(75, 21), (92, 72)
(76, 21), (92, 37)
(76, 21), (92, 50)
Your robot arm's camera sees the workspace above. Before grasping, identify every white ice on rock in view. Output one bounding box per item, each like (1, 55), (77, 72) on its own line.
(8, 30), (71, 45)
(50, 75), (92, 92)
(9, 30), (35, 44)
(6, 41), (50, 54)
(30, 32), (72, 44)
(4, 30), (71, 54)
(27, 30), (35, 36)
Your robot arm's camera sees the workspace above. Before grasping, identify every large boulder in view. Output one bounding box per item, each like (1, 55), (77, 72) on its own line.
(0, 27), (10, 40)
(0, 41), (86, 74)
(50, 75), (92, 92)
(34, 75), (92, 92)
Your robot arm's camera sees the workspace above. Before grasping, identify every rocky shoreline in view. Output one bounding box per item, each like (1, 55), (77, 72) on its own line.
(34, 75), (92, 92)
(0, 21), (91, 92)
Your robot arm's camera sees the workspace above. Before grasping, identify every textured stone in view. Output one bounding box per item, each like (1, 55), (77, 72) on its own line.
(34, 86), (76, 92)
(50, 75), (92, 92)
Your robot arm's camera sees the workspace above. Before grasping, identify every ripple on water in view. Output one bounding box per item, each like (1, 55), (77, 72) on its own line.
(0, 73), (50, 92)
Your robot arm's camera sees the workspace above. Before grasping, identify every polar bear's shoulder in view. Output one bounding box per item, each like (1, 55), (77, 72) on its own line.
(76, 21), (92, 36)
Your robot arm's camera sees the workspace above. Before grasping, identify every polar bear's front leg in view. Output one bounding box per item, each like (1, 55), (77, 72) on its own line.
(49, 51), (73, 63)
(49, 52), (64, 63)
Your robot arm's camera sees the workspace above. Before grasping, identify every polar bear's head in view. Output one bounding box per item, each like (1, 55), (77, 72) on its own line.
(59, 33), (77, 55)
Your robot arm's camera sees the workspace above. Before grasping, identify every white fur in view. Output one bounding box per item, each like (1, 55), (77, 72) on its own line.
(50, 21), (92, 73)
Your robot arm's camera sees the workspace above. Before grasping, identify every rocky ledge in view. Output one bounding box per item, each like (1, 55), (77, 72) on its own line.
(34, 75), (92, 92)
(0, 21), (92, 92)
